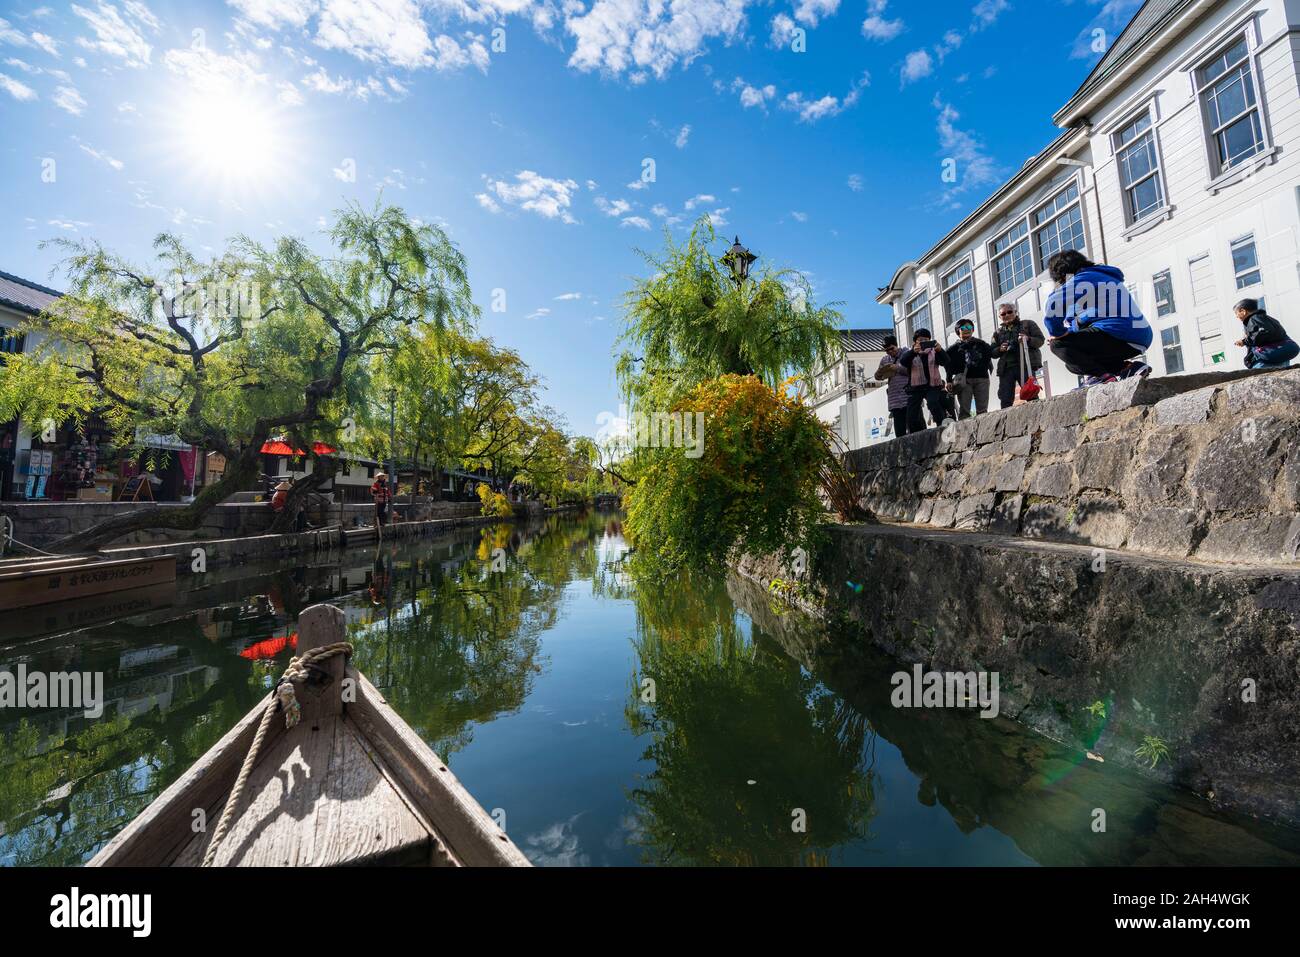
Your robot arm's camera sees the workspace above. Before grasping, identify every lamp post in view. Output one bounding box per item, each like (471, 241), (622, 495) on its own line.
(720, 236), (756, 286)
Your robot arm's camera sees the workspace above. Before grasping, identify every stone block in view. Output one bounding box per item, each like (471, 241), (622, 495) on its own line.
(1022, 502), (1072, 540)
(1128, 431), (1190, 505)
(955, 493), (997, 530)
(1075, 439), (1134, 490)
(918, 470), (940, 495)
(1195, 516), (1300, 564)
(929, 498), (958, 528)
(1072, 494), (1132, 549)
(1085, 376), (1168, 419)
(1128, 507), (1202, 558)
(1188, 416), (1296, 512)
(912, 498), (934, 524)
(1042, 389), (1088, 430)
(1039, 426), (1080, 454)
(1002, 434), (1032, 457)
(1225, 368), (1300, 413)
(975, 411), (1004, 445)
(995, 457), (1027, 492)
(942, 469), (967, 495)
(989, 494), (1023, 534)
(1154, 385), (1217, 426)
(1028, 462), (1074, 498)
(1001, 401), (1044, 438)
(965, 457), (1002, 493)
(972, 440), (1003, 461)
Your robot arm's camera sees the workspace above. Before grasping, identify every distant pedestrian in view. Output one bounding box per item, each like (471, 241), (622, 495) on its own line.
(946, 319), (994, 418)
(371, 471), (392, 531)
(1044, 250), (1153, 385)
(1234, 298), (1298, 370)
(991, 303), (1045, 408)
(899, 329), (953, 433)
(874, 335), (911, 438)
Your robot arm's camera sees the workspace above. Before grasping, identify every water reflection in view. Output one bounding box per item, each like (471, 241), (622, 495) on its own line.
(2, 511), (1298, 866)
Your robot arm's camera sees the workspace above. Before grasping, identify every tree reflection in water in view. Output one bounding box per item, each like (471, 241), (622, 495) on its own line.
(623, 563), (878, 865)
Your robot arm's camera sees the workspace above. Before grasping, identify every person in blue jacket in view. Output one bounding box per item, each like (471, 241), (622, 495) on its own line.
(1043, 250), (1153, 385)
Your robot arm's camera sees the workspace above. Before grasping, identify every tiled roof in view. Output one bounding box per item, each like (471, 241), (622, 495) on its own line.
(1055, 0), (1197, 123)
(0, 269), (62, 317)
(841, 329), (893, 353)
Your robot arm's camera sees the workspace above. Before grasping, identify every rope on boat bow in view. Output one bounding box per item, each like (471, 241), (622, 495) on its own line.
(201, 641), (354, 867)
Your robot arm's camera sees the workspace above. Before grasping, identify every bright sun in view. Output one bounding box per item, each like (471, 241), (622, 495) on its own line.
(172, 85), (289, 193)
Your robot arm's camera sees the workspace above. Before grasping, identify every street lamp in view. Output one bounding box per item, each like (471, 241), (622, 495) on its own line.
(721, 236), (756, 286)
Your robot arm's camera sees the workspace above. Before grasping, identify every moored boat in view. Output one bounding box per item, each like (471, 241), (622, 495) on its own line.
(0, 553), (176, 610)
(88, 602), (530, 867)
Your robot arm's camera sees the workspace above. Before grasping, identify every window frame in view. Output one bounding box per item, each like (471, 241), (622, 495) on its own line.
(1152, 270), (1176, 318)
(904, 287), (932, 340)
(1230, 234), (1263, 290)
(1160, 324), (1185, 375)
(940, 257), (978, 335)
(1112, 108), (1168, 226)
(986, 175), (1088, 300)
(1195, 33), (1267, 179)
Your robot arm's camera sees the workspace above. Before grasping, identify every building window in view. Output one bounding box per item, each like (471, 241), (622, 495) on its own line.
(1153, 271), (1175, 317)
(1032, 182), (1087, 266)
(904, 289), (931, 338)
(1161, 326), (1185, 374)
(0, 327), (23, 356)
(1197, 36), (1265, 176)
(1114, 112), (1166, 223)
(1231, 235), (1262, 289)
(990, 221), (1034, 296)
(941, 261), (977, 332)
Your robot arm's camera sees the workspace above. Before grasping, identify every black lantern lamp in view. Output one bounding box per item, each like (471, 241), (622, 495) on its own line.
(721, 236), (757, 285)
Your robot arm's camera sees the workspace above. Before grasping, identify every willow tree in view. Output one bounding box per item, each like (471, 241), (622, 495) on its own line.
(615, 218), (843, 410)
(0, 203), (476, 550)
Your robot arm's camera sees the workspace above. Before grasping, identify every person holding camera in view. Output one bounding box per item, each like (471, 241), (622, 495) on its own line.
(874, 335), (913, 438)
(898, 329), (953, 433)
(991, 303), (1045, 408)
(946, 319), (994, 419)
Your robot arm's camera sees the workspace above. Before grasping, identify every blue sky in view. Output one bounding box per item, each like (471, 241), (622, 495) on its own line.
(0, 0), (1143, 435)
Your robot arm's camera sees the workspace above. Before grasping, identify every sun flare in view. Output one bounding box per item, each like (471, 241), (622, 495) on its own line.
(171, 85), (289, 193)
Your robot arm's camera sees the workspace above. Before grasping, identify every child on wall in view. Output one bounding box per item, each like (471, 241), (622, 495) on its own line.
(1234, 298), (1298, 370)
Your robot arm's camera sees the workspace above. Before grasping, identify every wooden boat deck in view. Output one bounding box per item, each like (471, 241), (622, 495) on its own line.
(173, 711), (446, 867)
(0, 553), (176, 609)
(89, 603), (530, 867)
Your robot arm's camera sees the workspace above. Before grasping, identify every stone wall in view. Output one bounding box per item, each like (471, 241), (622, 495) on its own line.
(739, 523), (1300, 826)
(846, 367), (1300, 565)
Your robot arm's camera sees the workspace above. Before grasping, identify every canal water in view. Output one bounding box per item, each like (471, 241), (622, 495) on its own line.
(3, 510), (1299, 866)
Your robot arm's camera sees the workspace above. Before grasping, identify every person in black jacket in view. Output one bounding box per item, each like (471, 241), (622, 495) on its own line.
(990, 303), (1045, 408)
(898, 329), (953, 433)
(946, 319), (994, 419)
(1234, 299), (1299, 369)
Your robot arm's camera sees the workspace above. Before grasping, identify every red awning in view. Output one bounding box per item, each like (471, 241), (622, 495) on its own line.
(259, 441), (338, 456)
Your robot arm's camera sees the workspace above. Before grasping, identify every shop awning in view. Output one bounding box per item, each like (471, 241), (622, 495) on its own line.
(259, 440), (338, 456)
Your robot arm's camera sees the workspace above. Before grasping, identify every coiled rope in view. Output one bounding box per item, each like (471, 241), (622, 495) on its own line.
(201, 641), (354, 867)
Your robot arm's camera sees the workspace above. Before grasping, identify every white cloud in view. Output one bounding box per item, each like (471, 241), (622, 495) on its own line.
(847, 173), (863, 191)
(478, 170), (581, 224)
(732, 76), (776, 110)
(934, 29), (962, 63)
(596, 196), (631, 217)
(621, 215), (651, 229)
(164, 46), (266, 91)
(683, 193), (715, 210)
(73, 1), (156, 68)
(277, 80), (304, 104)
(525, 306), (551, 320)
(790, 210), (808, 222)
(53, 85), (87, 114)
(861, 0), (903, 41)
(933, 93), (1004, 208)
(30, 32), (59, 57)
(900, 48), (932, 85)
(792, 0), (838, 26)
(228, 0), (320, 30)
(674, 124), (691, 149)
(0, 72), (36, 101)
(781, 70), (869, 122)
(554, 292), (582, 300)
(79, 142), (124, 169)
(566, 0), (751, 80)
(971, 0), (1009, 32)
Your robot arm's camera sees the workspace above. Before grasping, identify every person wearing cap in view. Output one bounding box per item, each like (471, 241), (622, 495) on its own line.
(270, 480), (291, 513)
(371, 471), (392, 527)
(946, 319), (994, 419)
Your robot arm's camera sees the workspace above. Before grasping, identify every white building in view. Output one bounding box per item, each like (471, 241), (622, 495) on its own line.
(1, 271), (61, 500)
(809, 328), (893, 448)
(878, 0), (1300, 397)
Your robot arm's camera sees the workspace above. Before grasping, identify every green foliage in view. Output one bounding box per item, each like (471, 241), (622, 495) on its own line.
(624, 374), (831, 571)
(1135, 734), (1170, 769)
(615, 218), (842, 411)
